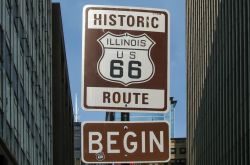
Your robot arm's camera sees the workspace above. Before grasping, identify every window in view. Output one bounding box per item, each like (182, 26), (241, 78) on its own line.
(5, 0), (11, 42)
(13, 96), (18, 136)
(0, 27), (3, 61)
(13, 0), (19, 31)
(3, 43), (11, 79)
(0, 67), (2, 108)
(179, 147), (186, 154)
(31, 114), (34, 136)
(5, 124), (11, 148)
(171, 148), (176, 154)
(26, 0), (30, 19)
(19, 111), (24, 149)
(19, 50), (24, 81)
(0, 111), (3, 136)
(14, 137), (18, 158)
(13, 32), (18, 67)
(24, 122), (29, 154)
(5, 77), (11, 124)
(24, 63), (29, 93)
(24, 99), (29, 122)
(18, 81), (24, 110)
(12, 65), (18, 96)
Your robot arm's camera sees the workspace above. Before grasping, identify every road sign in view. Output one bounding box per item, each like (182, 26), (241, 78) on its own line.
(82, 121), (170, 163)
(82, 5), (170, 112)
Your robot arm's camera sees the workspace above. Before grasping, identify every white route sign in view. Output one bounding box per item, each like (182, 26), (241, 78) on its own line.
(82, 5), (170, 112)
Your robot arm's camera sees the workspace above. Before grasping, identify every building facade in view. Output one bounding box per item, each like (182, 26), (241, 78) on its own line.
(74, 122), (81, 165)
(168, 138), (186, 165)
(0, 0), (53, 165)
(187, 0), (250, 164)
(52, 3), (74, 165)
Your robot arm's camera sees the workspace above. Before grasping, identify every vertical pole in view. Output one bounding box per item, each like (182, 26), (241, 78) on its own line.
(121, 112), (130, 121)
(121, 112), (129, 165)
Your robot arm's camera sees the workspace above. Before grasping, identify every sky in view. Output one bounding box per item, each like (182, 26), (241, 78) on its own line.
(52, 0), (186, 138)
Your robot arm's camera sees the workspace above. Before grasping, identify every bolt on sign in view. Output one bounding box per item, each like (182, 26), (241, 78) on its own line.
(82, 122), (170, 163)
(81, 5), (170, 112)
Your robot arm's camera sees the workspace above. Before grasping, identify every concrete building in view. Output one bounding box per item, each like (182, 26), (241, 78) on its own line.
(74, 122), (82, 165)
(0, 0), (53, 165)
(168, 138), (186, 165)
(187, 0), (250, 164)
(52, 3), (74, 165)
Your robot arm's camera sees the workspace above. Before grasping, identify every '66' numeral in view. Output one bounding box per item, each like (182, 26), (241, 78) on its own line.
(110, 60), (141, 79)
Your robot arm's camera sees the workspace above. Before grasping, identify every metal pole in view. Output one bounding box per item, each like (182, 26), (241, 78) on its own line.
(121, 112), (129, 165)
(121, 112), (130, 121)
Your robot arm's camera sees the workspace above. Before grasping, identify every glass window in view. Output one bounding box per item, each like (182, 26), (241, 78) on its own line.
(24, 63), (29, 93)
(13, 96), (18, 136)
(3, 43), (11, 79)
(19, 81), (24, 110)
(20, 19), (25, 47)
(12, 65), (18, 96)
(179, 147), (186, 154)
(0, 68), (2, 107)
(171, 148), (176, 154)
(5, 77), (11, 124)
(0, 27), (3, 61)
(14, 137), (18, 158)
(13, 32), (18, 67)
(20, 111), (24, 149)
(0, 111), (3, 136)
(5, 124), (11, 149)
(31, 114), (34, 136)
(24, 99), (29, 122)
(13, 0), (19, 31)
(29, 68), (33, 102)
(19, 50), (24, 81)
(5, 0), (11, 42)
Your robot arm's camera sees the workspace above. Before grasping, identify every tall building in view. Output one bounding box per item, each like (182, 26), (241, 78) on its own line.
(168, 138), (186, 165)
(187, 0), (250, 164)
(52, 3), (74, 165)
(74, 122), (82, 165)
(0, 0), (53, 165)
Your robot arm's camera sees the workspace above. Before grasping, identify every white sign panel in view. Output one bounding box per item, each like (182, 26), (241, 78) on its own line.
(82, 5), (170, 113)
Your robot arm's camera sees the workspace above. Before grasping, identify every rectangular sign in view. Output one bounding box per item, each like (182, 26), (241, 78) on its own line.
(82, 5), (170, 112)
(87, 9), (166, 32)
(86, 87), (165, 109)
(82, 121), (170, 163)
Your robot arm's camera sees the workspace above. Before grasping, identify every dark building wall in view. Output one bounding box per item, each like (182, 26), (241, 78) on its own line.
(52, 3), (74, 165)
(0, 0), (53, 165)
(0, 138), (18, 165)
(74, 122), (81, 165)
(187, 0), (250, 165)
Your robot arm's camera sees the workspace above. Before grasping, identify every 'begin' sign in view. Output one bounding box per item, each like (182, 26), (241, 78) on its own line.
(82, 121), (170, 163)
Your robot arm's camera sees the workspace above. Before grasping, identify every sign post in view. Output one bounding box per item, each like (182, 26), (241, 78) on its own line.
(81, 5), (171, 164)
(81, 5), (170, 113)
